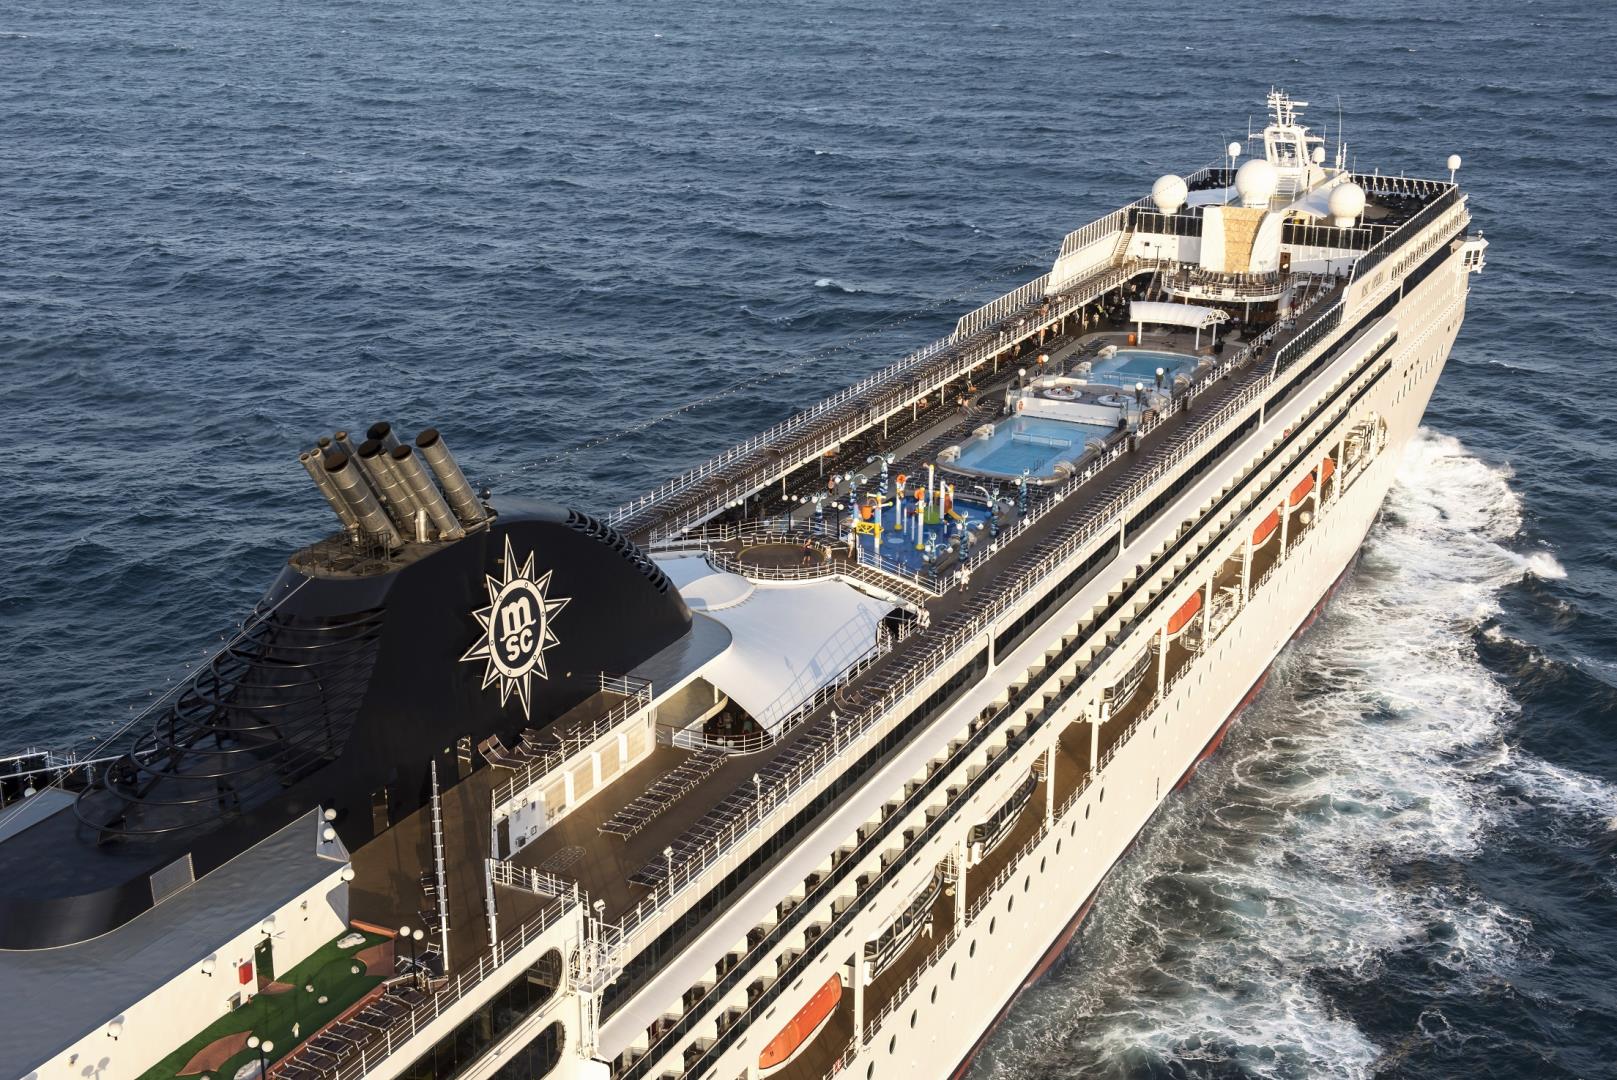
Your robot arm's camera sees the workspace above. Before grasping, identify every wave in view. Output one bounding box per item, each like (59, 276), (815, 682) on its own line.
(971, 429), (1597, 1079)
(813, 277), (863, 293)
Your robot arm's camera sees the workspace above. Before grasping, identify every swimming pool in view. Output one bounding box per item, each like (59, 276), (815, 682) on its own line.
(1086, 348), (1197, 388)
(950, 415), (1115, 480)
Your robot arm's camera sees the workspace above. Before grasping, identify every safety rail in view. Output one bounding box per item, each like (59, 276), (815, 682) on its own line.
(296, 892), (578, 1080)
(612, 216), (1408, 1036)
(1349, 183), (1460, 285)
(640, 257), (1150, 544)
(625, 256), (1153, 542)
(953, 272), (1051, 341)
(697, 327), (1385, 1079)
(489, 674), (654, 810)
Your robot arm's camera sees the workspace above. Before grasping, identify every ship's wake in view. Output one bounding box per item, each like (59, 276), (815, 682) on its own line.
(969, 429), (1610, 1079)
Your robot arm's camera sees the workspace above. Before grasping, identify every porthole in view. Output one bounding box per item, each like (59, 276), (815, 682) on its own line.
(1100, 787), (1106, 803)
(1040, 857), (1047, 872)
(1056, 839), (1063, 855)
(889, 1035), (897, 1055)
(989, 917), (997, 935)
(910, 1010), (918, 1029)
(1069, 822), (1076, 836)
(950, 962), (957, 980)
(1023, 875), (1031, 893)
(1008, 896), (1015, 913)
(867, 1065), (875, 1080)
(1084, 805), (1091, 820)
(930, 986), (938, 1004)
(969, 941), (977, 958)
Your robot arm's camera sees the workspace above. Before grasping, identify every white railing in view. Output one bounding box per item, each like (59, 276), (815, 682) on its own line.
(288, 892), (578, 1080)
(625, 256), (1150, 541)
(489, 675), (654, 810)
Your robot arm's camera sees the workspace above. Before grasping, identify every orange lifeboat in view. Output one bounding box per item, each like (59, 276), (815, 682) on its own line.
(759, 973), (843, 1075)
(1320, 456), (1336, 483)
(1252, 508), (1280, 546)
(1167, 591), (1203, 636)
(1289, 472), (1315, 506)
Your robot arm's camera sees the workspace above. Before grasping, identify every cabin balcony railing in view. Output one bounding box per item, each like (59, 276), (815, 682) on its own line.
(638, 279), (1395, 1079)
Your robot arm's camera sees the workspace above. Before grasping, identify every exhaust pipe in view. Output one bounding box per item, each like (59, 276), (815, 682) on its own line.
(391, 445), (463, 540)
(324, 451), (402, 549)
(301, 450), (360, 531)
(367, 421), (403, 453)
(357, 438), (422, 532)
(415, 428), (488, 527)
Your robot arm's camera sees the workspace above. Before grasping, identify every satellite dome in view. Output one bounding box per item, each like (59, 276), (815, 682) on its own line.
(1151, 173), (1188, 216)
(1311, 145), (1327, 164)
(1447, 153), (1462, 172)
(1235, 158), (1278, 208)
(1328, 181), (1366, 227)
(1227, 141), (1243, 159)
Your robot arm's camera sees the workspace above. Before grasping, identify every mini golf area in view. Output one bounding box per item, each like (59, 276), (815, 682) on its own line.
(140, 928), (392, 1080)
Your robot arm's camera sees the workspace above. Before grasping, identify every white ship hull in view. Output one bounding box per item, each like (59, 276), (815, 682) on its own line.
(816, 258), (1467, 1080)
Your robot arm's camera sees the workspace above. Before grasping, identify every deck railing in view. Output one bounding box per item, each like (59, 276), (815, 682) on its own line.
(293, 892), (578, 1080)
(489, 675), (654, 811)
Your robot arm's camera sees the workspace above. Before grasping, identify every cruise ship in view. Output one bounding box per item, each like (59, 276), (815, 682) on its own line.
(0, 92), (1486, 1080)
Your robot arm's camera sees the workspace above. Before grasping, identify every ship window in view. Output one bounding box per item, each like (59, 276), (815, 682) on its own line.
(889, 1035), (897, 1055)
(910, 1010), (917, 1029)
(930, 986), (938, 1004)
(1040, 857), (1047, 873)
(989, 917), (997, 935)
(969, 941), (977, 958)
(1023, 876), (1031, 893)
(950, 962), (957, 981)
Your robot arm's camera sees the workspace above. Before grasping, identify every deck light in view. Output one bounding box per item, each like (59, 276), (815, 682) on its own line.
(321, 826), (337, 842)
(106, 1021), (122, 1041)
(201, 958), (215, 977)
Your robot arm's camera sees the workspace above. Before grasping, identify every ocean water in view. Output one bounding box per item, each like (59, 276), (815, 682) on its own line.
(3, 0), (1614, 1076)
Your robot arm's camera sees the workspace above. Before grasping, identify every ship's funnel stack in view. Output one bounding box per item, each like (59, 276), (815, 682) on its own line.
(416, 427), (489, 528)
(367, 421), (403, 453)
(300, 450), (360, 531)
(299, 421), (490, 549)
(323, 450), (403, 549)
(357, 437), (424, 535)
(391, 444), (463, 540)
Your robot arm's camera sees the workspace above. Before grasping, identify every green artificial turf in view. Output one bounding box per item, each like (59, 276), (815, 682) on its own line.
(138, 928), (390, 1080)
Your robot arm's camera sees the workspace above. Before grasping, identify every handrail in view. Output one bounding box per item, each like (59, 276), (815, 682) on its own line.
(489, 675), (654, 810)
(622, 258), (1151, 541)
(288, 891), (579, 1080)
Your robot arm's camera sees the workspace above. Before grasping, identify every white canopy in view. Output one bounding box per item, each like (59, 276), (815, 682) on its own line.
(1129, 300), (1230, 329)
(661, 566), (894, 731)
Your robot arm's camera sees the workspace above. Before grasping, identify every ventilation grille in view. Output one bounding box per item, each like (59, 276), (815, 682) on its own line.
(150, 853), (196, 904)
(563, 510), (674, 595)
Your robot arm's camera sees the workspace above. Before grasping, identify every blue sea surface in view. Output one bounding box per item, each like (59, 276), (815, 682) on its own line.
(3, 1), (1614, 1076)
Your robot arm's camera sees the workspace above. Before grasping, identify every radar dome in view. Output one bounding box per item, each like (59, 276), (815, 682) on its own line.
(1328, 181), (1366, 227)
(1311, 145), (1326, 164)
(1151, 173), (1188, 216)
(1227, 141), (1243, 159)
(1235, 158), (1278, 208)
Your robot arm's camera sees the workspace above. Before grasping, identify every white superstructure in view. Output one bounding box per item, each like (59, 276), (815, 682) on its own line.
(3, 92), (1485, 1080)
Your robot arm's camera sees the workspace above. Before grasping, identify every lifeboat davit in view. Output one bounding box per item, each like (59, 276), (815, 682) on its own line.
(1167, 591), (1202, 636)
(759, 973), (843, 1075)
(1252, 508), (1280, 546)
(1289, 473), (1315, 506)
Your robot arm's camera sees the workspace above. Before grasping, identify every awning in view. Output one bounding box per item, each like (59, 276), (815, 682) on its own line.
(1129, 301), (1230, 329)
(692, 577), (893, 731)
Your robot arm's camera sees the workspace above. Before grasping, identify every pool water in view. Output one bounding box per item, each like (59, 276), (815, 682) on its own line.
(1088, 348), (1197, 387)
(951, 415), (1114, 479)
